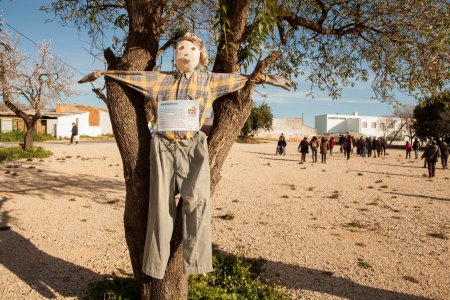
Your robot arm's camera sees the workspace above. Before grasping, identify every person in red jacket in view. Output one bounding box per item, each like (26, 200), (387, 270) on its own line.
(405, 141), (412, 159)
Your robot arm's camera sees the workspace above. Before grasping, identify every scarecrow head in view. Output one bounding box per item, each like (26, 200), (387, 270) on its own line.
(175, 32), (208, 73)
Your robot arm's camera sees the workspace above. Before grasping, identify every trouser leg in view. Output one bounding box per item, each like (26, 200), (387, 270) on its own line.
(177, 132), (213, 275)
(143, 135), (177, 279)
(427, 161), (432, 177)
(431, 162), (436, 177)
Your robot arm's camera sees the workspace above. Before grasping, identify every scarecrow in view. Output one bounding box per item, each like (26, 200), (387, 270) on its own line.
(79, 32), (292, 279)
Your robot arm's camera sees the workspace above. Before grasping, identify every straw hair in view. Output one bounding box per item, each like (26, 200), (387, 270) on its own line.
(177, 32), (208, 67)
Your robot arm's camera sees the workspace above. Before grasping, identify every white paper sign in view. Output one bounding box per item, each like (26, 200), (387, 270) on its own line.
(157, 100), (200, 132)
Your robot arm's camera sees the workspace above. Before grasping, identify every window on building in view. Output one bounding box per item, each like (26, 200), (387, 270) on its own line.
(388, 122), (394, 129)
(371, 122), (377, 128)
(362, 122), (367, 128)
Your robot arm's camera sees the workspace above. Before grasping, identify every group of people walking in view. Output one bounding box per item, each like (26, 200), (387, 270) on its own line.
(276, 133), (449, 178)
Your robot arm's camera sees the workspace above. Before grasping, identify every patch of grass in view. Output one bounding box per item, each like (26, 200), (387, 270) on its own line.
(328, 190), (340, 199)
(88, 276), (137, 300)
(232, 199), (239, 203)
(322, 169), (326, 172)
(357, 172), (363, 176)
(367, 201), (378, 206)
(106, 199), (120, 204)
(289, 184), (296, 190)
(0, 147), (52, 163)
(380, 185), (388, 189)
(402, 276), (419, 284)
(427, 232), (448, 240)
(219, 214), (235, 221)
(189, 252), (288, 299)
(281, 195), (289, 198)
(89, 251), (288, 299)
(359, 208), (369, 212)
(367, 186), (374, 189)
(69, 198), (76, 202)
(307, 187), (315, 191)
(375, 180), (383, 183)
(343, 220), (365, 229)
(357, 259), (372, 269)
(65, 155), (72, 159)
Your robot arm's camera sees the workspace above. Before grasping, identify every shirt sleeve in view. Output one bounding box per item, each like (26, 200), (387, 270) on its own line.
(103, 71), (172, 99)
(210, 73), (249, 99)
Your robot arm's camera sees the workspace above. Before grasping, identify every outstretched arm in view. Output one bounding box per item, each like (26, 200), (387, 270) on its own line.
(260, 74), (293, 91)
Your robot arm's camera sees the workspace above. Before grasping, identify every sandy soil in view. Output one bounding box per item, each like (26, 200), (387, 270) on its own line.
(0, 140), (449, 299)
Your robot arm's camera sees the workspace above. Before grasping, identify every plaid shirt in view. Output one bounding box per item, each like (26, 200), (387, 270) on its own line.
(103, 70), (256, 140)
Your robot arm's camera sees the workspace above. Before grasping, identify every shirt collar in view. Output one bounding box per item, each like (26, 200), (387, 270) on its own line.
(176, 71), (195, 80)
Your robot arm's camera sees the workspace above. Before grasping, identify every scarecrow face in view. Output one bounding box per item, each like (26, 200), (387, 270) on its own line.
(175, 40), (201, 73)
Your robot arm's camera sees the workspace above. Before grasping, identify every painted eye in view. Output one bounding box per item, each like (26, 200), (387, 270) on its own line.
(179, 46), (184, 50)
(191, 47), (196, 51)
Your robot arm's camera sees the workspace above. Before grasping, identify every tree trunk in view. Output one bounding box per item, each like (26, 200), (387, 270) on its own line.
(23, 124), (35, 150)
(103, 1), (187, 298)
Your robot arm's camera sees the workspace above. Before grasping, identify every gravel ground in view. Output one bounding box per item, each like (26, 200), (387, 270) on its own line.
(0, 141), (449, 299)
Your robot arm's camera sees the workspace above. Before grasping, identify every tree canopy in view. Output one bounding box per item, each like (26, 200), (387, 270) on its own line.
(414, 91), (450, 142)
(239, 102), (273, 140)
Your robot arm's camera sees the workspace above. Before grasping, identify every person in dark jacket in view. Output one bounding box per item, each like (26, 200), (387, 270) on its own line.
(298, 137), (309, 163)
(70, 122), (79, 144)
(320, 137), (329, 163)
(412, 138), (421, 159)
(439, 141), (449, 169)
(276, 134), (287, 155)
(421, 140), (441, 178)
(309, 136), (320, 163)
(345, 135), (352, 160)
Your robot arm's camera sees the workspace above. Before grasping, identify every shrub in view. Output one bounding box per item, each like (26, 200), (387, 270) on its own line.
(0, 146), (53, 162)
(189, 251), (288, 299)
(88, 251), (289, 300)
(0, 131), (55, 142)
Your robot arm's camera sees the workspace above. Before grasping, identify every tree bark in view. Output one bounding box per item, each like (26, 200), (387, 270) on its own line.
(23, 125), (35, 150)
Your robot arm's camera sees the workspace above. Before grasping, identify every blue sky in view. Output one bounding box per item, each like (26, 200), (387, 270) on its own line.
(1, 1), (418, 126)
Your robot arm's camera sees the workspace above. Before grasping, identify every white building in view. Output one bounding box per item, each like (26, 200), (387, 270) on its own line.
(315, 112), (407, 139)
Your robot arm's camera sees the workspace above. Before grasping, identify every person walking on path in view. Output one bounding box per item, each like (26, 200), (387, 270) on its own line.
(70, 122), (79, 145)
(320, 137), (329, 163)
(381, 138), (387, 156)
(405, 141), (412, 159)
(298, 137), (309, 163)
(329, 136), (335, 156)
(345, 135), (353, 160)
(413, 138), (421, 160)
(367, 137), (373, 157)
(361, 138), (368, 158)
(439, 141), (449, 169)
(276, 134), (287, 155)
(309, 136), (319, 163)
(421, 140), (441, 178)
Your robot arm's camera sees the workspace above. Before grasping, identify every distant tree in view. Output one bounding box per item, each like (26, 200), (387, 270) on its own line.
(413, 91), (450, 142)
(386, 104), (416, 144)
(0, 31), (75, 150)
(239, 102), (273, 141)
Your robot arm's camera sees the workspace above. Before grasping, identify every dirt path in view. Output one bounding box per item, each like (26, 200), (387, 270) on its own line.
(0, 141), (448, 299)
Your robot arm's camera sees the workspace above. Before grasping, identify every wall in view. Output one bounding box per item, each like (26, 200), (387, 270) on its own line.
(315, 115), (329, 135)
(100, 111), (113, 135)
(255, 118), (316, 140)
(346, 118), (360, 133)
(56, 113), (90, 138)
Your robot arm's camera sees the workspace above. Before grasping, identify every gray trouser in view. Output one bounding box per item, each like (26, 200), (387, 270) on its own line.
(142, 132), (212, 279)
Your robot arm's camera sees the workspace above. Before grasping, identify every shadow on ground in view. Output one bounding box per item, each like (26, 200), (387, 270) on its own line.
(385, 191), (450, 202)
(0, 163), (125, 204)
(262, 259), (431, 300)
(0, 197), (104, 298)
